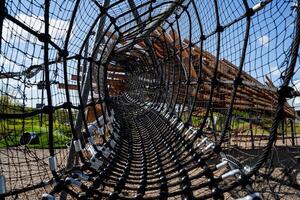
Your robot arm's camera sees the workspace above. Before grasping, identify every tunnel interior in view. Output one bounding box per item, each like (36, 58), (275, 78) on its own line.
(0, 0), (300, 199)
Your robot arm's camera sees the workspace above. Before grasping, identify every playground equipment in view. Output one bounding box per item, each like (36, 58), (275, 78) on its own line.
(0, 0), (300, 199)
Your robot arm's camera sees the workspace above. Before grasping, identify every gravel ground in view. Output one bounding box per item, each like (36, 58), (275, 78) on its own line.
(0, 147), (68, 200)
(0, 140), (299, 199)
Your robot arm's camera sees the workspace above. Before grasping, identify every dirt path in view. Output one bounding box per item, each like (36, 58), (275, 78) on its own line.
(0, 147), (67, 200)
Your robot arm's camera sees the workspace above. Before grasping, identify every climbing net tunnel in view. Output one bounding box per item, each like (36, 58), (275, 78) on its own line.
(0, 0), (300, 199)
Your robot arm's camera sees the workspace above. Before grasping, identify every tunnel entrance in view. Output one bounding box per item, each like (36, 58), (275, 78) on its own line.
(0, 0), (300, 199)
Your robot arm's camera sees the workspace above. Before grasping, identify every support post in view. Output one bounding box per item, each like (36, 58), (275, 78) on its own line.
(64, 0), (111, 172)
(0, 175), (6, 200)
(116, 0), (181, 53)
(282, 119), (285, 144)
(61, 1), (111, 200)
(250, 122), (254, 150)
(0, 0), (5, 52)
(290, 119), (295, 146)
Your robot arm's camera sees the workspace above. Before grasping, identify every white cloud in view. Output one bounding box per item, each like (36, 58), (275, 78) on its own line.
(0, 55), (16, 68)
(2, 14), (69, 43)
(0, 54), (43, 73)
(287, 80), (300, 109)
(257, 35), (269, 46)
(1, 14), (71, 108)
(270, 65), (281, 77)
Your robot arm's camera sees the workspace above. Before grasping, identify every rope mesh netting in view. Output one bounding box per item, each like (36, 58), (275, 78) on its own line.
(0, 0), (300, 199)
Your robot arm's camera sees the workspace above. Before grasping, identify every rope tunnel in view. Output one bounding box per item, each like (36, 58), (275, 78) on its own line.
(0, 0), (300, 199)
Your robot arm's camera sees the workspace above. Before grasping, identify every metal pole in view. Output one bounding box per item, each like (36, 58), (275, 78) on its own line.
(250, 122), (255, 150)
(0, 176), (5, 200)
(0, 0), (5, 52)
(64, 0), (111, 172)
(290, 119), (295, 146)
(282, 119), (285, 144)
(127, 0), (164, 100)
(116, 0), (182, 53)
(80, 36), (90, 85)
(61, 1), (111, 199)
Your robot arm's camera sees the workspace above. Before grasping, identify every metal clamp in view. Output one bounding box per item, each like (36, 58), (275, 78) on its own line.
(74, 139), (82, 152)
(90, 156), (103, 170)
(216, 160), (228, 169)
(109, 139), (117, 149)
(177, 122), (184, 131)
(73, 172), (91, 181)
(197, 137), (208, 148)
(252, 0), (272, 12)
(65, 177), (82, 188)
(48, 156), (57, 171)
(88, 136), (96, 145)
(188, 129), (197, 140)
(202, 142), (214, 153)
(237, 192), (261, 200)
(0, 175), (6, 195)
(42, 193), (56, 200)
(184, 127), (193, 136)
(221, 169), (241, 180)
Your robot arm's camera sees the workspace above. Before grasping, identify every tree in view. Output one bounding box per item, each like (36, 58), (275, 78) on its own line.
(0, 95), (22, 113)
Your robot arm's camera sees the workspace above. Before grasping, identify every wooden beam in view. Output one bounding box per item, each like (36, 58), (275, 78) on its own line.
(58, 83), (78, 90)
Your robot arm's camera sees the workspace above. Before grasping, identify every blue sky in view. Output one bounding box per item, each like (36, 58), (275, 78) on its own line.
(1, 0), (299, 109)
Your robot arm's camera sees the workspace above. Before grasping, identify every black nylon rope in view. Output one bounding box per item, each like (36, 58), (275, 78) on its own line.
(0, 0), (300, 199)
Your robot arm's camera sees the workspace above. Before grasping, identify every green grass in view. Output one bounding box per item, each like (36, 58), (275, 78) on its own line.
(2, 108), (299, 149)
(0, 118), (71, 149)
(0, 96), (72, 148)
(181, 110), (300, 136)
